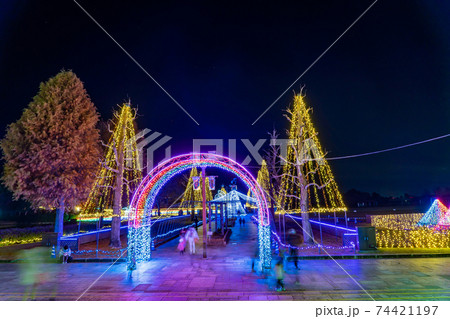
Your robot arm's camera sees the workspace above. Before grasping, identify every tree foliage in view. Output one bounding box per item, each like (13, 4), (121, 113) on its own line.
(1, 70), (100, 217)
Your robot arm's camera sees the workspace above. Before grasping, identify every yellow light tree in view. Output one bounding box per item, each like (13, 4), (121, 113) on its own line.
(199, 176), (213, 203)
(180, 168), (212, 209)
(245, 189), (253, 208)
(278, 93), (346, 244)
(81, 103), (142, 247)
(257, 160), (271, 202)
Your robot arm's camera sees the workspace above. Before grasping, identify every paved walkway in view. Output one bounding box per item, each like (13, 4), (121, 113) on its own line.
(1, 215), (450, 300)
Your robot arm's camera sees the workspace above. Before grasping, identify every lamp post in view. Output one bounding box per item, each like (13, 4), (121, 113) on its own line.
(201, 167), (207, 258)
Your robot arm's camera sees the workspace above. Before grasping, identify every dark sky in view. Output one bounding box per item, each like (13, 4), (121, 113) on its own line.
(0, 0), (449, 196)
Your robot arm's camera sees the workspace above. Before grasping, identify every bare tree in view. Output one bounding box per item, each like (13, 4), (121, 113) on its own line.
(277, 92), (334, 244)
(264, 129), (282, 221)
(82, 104), (141, 248)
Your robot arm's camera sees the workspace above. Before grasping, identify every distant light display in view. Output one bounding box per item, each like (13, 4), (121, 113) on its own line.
(417, 199), (448, 227)
(371, 200), (450, 248)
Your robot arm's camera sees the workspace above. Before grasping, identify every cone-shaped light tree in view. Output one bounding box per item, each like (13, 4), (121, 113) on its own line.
(417, 199), (447, 227)
(257, 160), (271, 202)
(0, 71), (100, 238)
(81, 103), (142, 247)
(246, 188), (253, 208)
(180, 168), (213, 209)
(278, 93), (346, 244)
(180, 167), (199, 209)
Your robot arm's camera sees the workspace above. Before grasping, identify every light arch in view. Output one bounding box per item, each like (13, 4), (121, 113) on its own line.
(127, 153), (272, 269)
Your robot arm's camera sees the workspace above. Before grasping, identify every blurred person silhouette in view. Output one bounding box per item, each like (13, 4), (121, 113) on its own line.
(127, 256), (136, 279)
(194, 215), (200, 231)
(274, 257), (285, 291)
(185, 227), (199, 254)
(287, 229), (301, 269)
(18, 246), (53, 300)
(177, 231), (186, 255)
(251, 246), (259, 272)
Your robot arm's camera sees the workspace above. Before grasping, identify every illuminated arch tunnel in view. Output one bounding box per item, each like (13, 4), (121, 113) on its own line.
(126, 153), (272, 270)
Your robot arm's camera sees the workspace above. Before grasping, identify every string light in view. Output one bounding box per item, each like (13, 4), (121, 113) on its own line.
(127, 153), (272, 269)
(278, 94), (346, 214)
(0, 236), (42, 247)
(375, 227), (450, 248)
(80, 103), (142, 219)
(417, 199), (448, 227)
(371, 200), (450, 248)
(180, 168), (213, 209)
(371, 213), (424, 230)
(435, 209), (450, 230)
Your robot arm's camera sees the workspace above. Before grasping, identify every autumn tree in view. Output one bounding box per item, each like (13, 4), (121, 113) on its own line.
(0, 70), (100, 238)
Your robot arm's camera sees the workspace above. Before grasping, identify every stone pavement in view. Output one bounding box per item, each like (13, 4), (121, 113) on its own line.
(1, 215), (450, 301)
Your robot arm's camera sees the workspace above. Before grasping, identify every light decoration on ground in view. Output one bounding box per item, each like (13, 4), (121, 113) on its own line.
(434, 208), (450, 231)
(417, 199), (448, 227)
(370, 201), (450, 248)
(180, 167), (213, 209)
(127, 153), (272, 269)
(371, 213), (424, 230)
(375, 227), (450, 248)
(80, 103), (142, 218)
(278, 94), (346, 214)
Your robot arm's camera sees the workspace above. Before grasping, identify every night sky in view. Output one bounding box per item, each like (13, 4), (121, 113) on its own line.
(0, 0), (449, 196)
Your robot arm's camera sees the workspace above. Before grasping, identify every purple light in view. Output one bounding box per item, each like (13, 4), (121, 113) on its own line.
(287, 215), (357, 232)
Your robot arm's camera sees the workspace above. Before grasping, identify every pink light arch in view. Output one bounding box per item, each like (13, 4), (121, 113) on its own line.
(128, 153), (270, 228)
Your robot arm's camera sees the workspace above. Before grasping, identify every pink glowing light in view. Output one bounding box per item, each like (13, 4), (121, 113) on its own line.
(128, 153), (270, 228)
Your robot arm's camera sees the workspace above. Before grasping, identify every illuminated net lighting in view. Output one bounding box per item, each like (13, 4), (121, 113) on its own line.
(127, 153), (272, 268)
(278, 94), (346, 214)
(371, 202), (450, 248)
(80, 103), (142, 219)
(371, 213), (424, 230)
(375, 227), (450, 249)
(417, 199), (448, 227)
(434, 208), (450, 231)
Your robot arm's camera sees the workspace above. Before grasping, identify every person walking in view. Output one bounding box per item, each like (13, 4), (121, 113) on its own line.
(193, 215), (199, 231)
(274, 258), (285, 291)
(251, 246), (259, 272)
(177, 231), (186, 255)
(239, 217), (242, 227)
(185, 227), (199, 254)
(287, 229), (301, 269)
(242, 217), (245, 226)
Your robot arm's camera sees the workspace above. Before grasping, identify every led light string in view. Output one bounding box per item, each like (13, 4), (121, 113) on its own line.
(278, 94), (346, 214)
(81, 103), (142, 218)
(126, 153), (272, 267)
(130, 155), (270, 228)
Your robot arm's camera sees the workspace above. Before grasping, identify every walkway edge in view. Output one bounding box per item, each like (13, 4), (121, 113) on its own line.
(2, 253), (450, 263)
